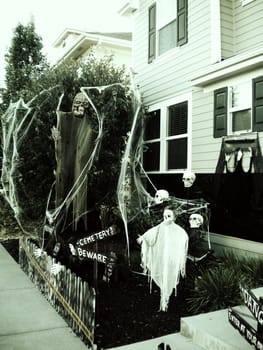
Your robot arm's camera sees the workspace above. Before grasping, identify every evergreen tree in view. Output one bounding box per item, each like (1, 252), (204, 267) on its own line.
(3, 21), (47, 107)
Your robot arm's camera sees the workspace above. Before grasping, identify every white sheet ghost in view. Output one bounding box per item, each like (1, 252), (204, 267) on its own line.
(137, 207), (189, 311)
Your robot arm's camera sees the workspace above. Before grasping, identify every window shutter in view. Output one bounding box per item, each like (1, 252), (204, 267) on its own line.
(177, 0), (188, 46)
(214, 87), (228, 138)
(148, 3), (156, 63)
(252, 76), (263, 132)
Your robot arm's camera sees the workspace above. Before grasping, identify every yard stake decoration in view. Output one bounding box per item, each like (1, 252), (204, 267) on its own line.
(228, 285), (263, 349)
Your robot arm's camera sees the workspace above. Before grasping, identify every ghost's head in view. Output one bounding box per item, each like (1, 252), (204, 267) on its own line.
(154, 189), (169, 204)
(182, 170), (196, 188)
(163, 208), (175, 225)
(189, 213), (204, 228)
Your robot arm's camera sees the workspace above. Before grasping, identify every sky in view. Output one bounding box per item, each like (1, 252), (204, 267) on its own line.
(0, 0), (132, 87)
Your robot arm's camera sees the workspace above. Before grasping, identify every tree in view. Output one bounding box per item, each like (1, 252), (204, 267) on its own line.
(2, 21), (47, 108)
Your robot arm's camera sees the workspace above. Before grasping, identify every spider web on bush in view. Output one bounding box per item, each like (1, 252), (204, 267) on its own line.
(0, 88), (58, 235)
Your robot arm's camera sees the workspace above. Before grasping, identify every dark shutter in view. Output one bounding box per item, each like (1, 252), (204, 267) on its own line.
(177, 0), (188, 46)
(214, 87), (228, 138)
(148, 3), (156, 63)
(252, 76), (263, 132)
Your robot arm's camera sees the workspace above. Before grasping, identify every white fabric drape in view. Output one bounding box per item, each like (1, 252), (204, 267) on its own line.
(140, 221), (188, 311)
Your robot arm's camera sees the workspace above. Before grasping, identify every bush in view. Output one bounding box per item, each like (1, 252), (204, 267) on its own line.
(1, 55), (134, 237)
(186, 251), (263, 315)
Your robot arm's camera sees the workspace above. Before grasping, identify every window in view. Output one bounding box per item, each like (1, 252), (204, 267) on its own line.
(143, 110), (160, 171)
(148, 0), (188, 63)
(213, 76), (263, 138)
(143, 98), (190, 172)
(232, 109), (251, 132)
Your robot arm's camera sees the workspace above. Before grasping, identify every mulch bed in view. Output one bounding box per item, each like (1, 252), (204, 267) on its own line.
(95, 272), (187, 349)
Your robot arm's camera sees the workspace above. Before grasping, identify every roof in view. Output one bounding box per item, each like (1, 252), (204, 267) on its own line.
(53, 28), (132, 47)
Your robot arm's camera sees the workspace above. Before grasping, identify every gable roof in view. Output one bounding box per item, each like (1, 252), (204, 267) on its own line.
(53, 28), (132, 47)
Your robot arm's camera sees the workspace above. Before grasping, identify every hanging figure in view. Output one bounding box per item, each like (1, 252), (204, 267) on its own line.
(137, 205), (189, 311)
(54, 91), (97, 233)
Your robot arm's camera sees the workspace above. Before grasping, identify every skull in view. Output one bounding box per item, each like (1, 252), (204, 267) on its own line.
(182, 170), (196, 188)
(154, 189), (169, 204)
(72, 92), (89, 118)
(163, 208), (175, 225)
(189, 213), (203, 228)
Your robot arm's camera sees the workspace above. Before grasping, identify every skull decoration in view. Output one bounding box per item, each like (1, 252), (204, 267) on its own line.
(154, 189), (169, 204)
(182, 170), (196, 188)
(72, 92), (89, 118)
(189, 213), (204, 228)
(163, 208), (175, 225)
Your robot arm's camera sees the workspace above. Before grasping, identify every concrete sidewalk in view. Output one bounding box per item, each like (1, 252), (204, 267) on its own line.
(0, 243), (89, 350)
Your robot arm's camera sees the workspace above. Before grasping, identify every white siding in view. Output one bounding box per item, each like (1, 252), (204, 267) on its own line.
(221, 0), (234, 59)
(132, 0), (263, 174)
(192, 89), (222, 173)
(233, 0), (263, 54)
(220, 0), (263, 59)
(133, 0), (211, 105)
(89, 44), (132, 68)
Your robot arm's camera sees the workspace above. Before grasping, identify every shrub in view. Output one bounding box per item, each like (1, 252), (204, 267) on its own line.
(186, 251), (263, 315)
(186, 264), (247, 314)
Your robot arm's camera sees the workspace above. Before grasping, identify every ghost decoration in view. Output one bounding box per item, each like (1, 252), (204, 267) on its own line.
(189, 213), (204, 228)
(137, 206), (188, 311)
(154, 189), (169, 205)
(182, 170), (196, 188)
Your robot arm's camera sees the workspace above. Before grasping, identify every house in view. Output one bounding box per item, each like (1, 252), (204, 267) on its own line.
(51, 28), (132, 68)
(121, 0), (263, 256)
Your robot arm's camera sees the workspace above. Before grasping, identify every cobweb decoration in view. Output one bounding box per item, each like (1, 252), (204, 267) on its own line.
(117, 83), (153, 259)
(45, 83), (126, 241)
(117, 83), (211, 263)
(137, 195), (211, 262)
(0, 88), (58, 234)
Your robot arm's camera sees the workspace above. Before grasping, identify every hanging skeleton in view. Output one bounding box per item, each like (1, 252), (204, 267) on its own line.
(137, 206), (188, 311)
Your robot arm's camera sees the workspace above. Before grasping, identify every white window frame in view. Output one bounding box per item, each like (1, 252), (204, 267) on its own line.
(228, 81), (252, 135)
(145, 93), (192, 174)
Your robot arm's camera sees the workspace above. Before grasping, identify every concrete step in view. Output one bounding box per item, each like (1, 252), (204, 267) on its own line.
(180, 287), (263, 350)
(106, 332), (205, 350)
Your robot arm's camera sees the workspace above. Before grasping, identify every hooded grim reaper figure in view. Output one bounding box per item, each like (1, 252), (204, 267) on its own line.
(137, 206), (189, 311)
(54, 92), (97, 232)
